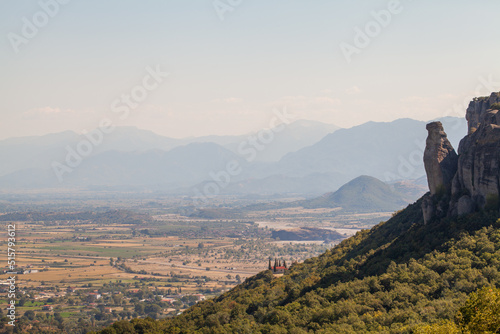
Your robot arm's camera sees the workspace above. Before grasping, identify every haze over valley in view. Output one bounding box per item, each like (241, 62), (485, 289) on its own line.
(1, 1), (499, 333)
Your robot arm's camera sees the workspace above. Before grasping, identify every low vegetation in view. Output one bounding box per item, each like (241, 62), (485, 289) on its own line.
(490, 102), (500, 111)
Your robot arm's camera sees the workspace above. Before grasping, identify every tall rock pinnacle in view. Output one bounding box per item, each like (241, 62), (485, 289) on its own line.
(422, 92), (500, 223)
(423, 121), (458, 196)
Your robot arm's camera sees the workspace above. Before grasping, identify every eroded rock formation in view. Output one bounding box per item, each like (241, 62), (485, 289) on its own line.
(423, 122), (458, 196)
(422, 92), (500, 223)
(465, 92), (500, 134)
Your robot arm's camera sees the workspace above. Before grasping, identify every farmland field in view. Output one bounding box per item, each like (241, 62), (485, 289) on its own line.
(0, 195), (394, 332)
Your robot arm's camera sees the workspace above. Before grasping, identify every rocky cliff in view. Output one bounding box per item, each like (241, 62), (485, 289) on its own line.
(423, 122), (458, 196)
(423, 92), (500, 223)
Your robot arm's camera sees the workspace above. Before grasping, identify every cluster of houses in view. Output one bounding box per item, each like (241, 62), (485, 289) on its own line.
(2, 282), (207, 316)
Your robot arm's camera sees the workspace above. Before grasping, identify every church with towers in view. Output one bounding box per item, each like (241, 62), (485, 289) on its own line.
(268, 258), (289, 274)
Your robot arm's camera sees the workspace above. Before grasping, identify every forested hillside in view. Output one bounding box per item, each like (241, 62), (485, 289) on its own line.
(95, 199), (500, 333)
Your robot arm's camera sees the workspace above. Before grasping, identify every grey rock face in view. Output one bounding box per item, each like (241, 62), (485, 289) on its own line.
(423, 122), (458, 196)
(422, 92), (500, 220)
(456, 195), (475, 216)
(422, 195), (435, 224)
(451, 107), (500, 213)
(465, 92), (500, 134)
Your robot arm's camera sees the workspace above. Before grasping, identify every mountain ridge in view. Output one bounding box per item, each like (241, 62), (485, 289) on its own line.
(0, 117), (466, 198)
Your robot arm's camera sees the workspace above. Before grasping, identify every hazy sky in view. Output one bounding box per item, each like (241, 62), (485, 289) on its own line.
(1, 0), (499, 139)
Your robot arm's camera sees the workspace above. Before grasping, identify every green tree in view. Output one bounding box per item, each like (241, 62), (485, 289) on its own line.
(416, 287), (500, 334)
(22, 310), (35, 321)
(414, 321), (461, 334)
(457, 286), (500, 333)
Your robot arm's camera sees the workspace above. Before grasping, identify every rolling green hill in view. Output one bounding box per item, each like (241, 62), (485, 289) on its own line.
(303, 175), (407, 212)
(243, 175), (410, 214)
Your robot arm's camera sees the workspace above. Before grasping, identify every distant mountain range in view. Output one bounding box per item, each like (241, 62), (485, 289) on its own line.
(275, 117), (465, 181)
(0, 117), (466, 200)
(0, 119), (338, 179)
(0, 142), (248, 189)
(193, 117), (464, 198)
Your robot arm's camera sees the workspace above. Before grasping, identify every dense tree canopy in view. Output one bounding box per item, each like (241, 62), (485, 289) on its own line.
(415, 286), (500, 333)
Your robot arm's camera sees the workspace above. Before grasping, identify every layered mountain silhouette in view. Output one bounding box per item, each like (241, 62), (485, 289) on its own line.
(276, 117), (465, 181)
(0, 117), (466, 198)
(0, 142), (247, 189)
